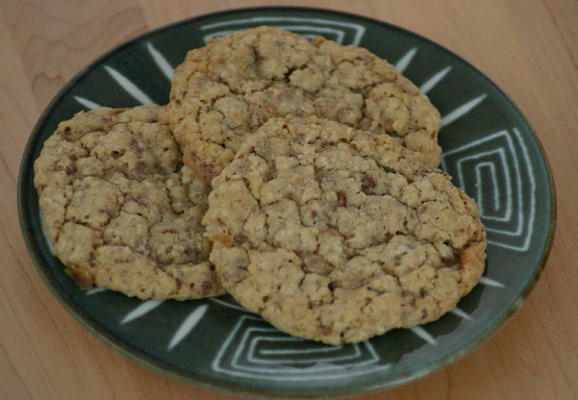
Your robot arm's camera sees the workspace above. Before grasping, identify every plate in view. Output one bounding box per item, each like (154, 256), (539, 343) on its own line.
(18, 7), (556, 398)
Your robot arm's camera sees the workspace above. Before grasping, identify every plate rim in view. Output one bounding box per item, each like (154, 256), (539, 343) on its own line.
(17, 5), (557, 399)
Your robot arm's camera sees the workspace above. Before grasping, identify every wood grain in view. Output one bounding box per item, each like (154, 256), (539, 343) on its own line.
(1, 1), (576, 399)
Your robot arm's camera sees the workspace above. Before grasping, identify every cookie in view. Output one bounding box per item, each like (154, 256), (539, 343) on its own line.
(34, 105), (224, 300)
(203, 117), (486, 344)
(168, 26), (441, 182)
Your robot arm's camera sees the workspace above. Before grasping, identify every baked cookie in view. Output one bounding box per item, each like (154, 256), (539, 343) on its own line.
(34, 105), (224, 300)
(168, 26), (441, 182)
(203, 117), (486, 344)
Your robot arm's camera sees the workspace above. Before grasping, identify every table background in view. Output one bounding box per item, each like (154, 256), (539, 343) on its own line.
(1, 1), (576, 399)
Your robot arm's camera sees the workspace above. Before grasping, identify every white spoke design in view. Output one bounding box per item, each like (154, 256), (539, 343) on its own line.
(450, 307), (473, 321)
(209, 297), (251, 313)
(104, 66), (153, 104)
(85, 287), (107, 295)
(74, 96), (101, 110)
(121, 299), (165, 324)
(168, 304), (208, 350)
(419, 66), (452, 94)
(441, 94), (487, 127)
(146, 42), (174, 80)
(479, 277), (506, 288)
(394, 47), (418, 73)
(409, 326), (438, 345)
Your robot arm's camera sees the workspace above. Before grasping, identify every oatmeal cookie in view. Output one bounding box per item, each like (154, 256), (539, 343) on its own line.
(203, 117), (486, 344)
(34, 105), (223, 300)
(168, 26), (441, 182)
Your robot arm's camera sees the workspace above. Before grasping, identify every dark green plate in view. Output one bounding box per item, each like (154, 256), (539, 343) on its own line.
(18, 7), (556, 399)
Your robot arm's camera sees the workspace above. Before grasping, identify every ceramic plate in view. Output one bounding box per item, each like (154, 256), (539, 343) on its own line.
(18, 7), (556, 398)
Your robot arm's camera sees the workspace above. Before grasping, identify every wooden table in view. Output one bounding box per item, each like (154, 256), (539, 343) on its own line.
(1, 1), (576, 399)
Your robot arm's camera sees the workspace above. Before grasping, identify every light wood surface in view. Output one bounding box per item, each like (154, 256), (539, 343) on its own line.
(1, 1), (576, 399)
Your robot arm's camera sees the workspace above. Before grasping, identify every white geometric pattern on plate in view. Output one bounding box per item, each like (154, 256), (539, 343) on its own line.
(211, 316), (390, 381)
(441, 128), (536, 251)
(394, 47), (418, 73)
(199, 16), (366, 45)
(104, 66), (154, 104)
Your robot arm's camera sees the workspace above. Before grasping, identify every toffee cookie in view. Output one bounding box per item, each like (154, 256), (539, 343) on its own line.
(34, 105), (224, 300)
(168, 26), (441, 182)
(203, 117), (486, 344)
